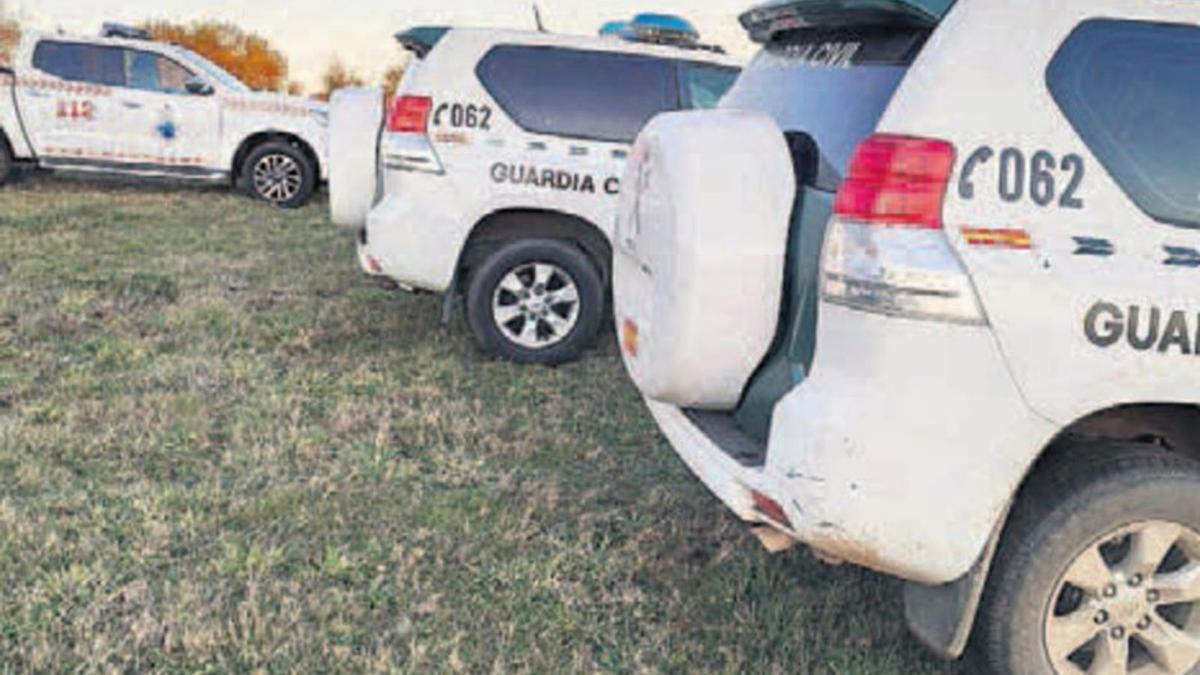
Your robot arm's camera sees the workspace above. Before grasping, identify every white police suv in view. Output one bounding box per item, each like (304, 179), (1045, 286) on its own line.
(615, 0), (1200, 671)
(0, 24), (328, 207)
(329, 15), (740, 364)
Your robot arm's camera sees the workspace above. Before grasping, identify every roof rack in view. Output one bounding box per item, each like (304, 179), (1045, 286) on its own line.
(599, 13), (726, 54)
(101, 23), (152, 41)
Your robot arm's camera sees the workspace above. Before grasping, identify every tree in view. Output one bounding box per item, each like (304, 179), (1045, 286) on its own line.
(0, 10), (19, 66)
(142, 20), (289, 92)
(315, 59), (365, 101)
(381, 65), (405, 102)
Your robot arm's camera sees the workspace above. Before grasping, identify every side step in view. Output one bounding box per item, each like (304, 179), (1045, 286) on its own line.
(41, 158), (227, 182)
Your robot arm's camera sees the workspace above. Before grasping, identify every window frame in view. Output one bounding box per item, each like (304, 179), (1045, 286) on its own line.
(475, 44), (682, 144)
(122, 47), (200, 96)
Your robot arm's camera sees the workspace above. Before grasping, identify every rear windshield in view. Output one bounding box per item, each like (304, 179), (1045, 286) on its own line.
(722, 25), (931, 190)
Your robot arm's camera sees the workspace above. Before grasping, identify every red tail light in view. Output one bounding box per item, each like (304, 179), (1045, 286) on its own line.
(751, 490), (793, 529)
(387, 95), (432, 134)
(834, 134), (956, 230)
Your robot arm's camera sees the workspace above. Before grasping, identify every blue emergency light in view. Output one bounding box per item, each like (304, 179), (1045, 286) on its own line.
(101, 23), (152, 41)
(599, 13), (722, 51)
(629, 13), (700, 43)
(599, 21), (633, 38)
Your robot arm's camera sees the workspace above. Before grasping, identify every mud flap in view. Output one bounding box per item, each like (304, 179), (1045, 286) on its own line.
(903, 506), (1008, 659)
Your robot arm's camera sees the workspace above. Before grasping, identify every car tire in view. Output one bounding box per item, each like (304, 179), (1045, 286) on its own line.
(465, 238), (604, 365)
(974, 442), (1200, 674)
(241, 141), (317, 208)
(0, 137), (13, 186)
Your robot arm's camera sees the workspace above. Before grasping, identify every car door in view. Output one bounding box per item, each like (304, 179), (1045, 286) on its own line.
(472, 45), (678, 238)
(114, 47), (221, 172)
(16, 40), (124, 161)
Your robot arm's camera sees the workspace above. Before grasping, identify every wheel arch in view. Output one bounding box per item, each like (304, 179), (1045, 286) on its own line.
(231, 130), (322, 186)
(907, 401), (1200, 661)
(456, 208), (612, 292)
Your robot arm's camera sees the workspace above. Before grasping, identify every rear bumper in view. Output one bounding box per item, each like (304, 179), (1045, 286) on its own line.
(646, 401), (772, 524)
(649, 302), (1056, 585)
(356, 176), (465, 293)
(356, 227), (385, 277)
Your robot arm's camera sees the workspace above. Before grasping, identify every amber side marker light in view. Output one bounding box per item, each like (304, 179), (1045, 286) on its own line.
(622, 318), (639, 358)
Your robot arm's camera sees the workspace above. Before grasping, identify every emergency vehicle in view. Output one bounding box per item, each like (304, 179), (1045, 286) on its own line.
(614, 0), (1200, 671)
(328, 15), (741, 364)
(0, 24), (328, 207)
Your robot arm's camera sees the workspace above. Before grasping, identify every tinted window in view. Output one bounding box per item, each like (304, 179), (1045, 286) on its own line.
(477, 46), (677, 143)
(723, 26), (929, 191)
(681, 63), (739, 109)
(126, 49), (194, 94)
(1048, 19), (1200, 229)
(33, 41), (124, 86)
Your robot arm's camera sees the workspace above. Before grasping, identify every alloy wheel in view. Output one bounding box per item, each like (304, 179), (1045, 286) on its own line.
(1044, 520), (1200, 674)
(491, 262), (581, 350)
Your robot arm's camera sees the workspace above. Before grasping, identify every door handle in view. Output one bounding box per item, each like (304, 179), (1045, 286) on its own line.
(121, 100), (144, 109)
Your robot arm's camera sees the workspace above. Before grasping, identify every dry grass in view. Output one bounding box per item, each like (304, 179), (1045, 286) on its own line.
(0, 175), (956, 673)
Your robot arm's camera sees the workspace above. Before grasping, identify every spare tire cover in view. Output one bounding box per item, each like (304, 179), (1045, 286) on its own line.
(329, 87), (384, 228)
(614, 110), (796, 410)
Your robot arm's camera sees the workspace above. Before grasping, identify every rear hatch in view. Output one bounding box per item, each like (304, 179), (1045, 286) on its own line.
(725, 0), (958, 443)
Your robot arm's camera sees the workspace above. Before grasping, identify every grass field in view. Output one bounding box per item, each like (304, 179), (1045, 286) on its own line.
(0, 176), (955, 673)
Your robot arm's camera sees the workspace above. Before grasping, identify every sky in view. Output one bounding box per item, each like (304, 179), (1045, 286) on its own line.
(6, 0), (758, 92)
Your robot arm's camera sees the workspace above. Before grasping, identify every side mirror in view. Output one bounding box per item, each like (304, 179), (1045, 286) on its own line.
(185, 76), (214, 96)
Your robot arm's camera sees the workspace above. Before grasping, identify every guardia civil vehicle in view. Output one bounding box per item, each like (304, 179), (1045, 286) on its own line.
(0, 24), (328, 207)
(614, 0), (1200, 671)
(329, 15), (740, 364)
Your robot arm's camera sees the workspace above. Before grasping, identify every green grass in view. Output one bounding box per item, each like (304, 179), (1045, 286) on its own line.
(0, 176), (956, 673)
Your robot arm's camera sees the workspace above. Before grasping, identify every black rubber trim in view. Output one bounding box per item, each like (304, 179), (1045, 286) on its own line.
(682, 409), (767, 468)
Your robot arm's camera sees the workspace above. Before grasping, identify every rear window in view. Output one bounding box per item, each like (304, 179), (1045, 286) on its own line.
(477, 45), (677, 143)
(722, 26), (931, 190)
(33, 41), (124, 87)
(1047, 19), (1200, 229)
(681, 63), (739, 109)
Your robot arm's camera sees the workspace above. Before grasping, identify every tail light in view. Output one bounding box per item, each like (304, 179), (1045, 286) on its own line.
(822, 133), (986, 326)
(834, 134), (955, 229)
(387, 95), (432, 134)
(381, 95), (444, 175)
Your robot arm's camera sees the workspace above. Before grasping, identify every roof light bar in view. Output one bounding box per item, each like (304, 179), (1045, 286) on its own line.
(599, 21), (632, 38)
(101, 23), (152, 41)
(598, 13), (725, 53)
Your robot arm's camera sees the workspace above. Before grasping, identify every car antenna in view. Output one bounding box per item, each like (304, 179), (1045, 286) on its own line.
(533, 4), (547, 32)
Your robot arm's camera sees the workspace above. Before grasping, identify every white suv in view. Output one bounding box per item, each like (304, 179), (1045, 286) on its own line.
(615, 0), (1200, 671)
(0, 24), (328, 207)
(330, 17), (740, 364)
